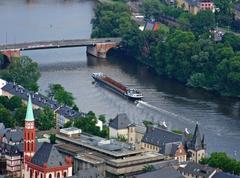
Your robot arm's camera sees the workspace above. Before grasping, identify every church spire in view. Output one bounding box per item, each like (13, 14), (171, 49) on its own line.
(25, 95), (34, 122)
(190, 123), (203, 150)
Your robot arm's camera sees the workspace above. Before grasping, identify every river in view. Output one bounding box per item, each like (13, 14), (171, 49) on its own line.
(0, 0), (240, 159)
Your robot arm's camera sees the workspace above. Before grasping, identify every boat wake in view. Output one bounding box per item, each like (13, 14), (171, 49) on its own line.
(136, 100), (191, 123)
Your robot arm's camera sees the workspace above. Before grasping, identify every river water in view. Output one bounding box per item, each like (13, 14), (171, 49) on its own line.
(0, 0), (240, 159)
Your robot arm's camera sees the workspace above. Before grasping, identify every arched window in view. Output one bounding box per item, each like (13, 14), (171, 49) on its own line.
(48, 174), (52, 178)
(64, 172), (67, 177)
(30, 169), (33, 178)
(35, 171), (37, 178)
(57, 172), (60, 178)
(40, 173), (43, 178)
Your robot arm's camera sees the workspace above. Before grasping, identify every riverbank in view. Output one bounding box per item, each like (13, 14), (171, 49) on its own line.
(91, 2), (240, 99)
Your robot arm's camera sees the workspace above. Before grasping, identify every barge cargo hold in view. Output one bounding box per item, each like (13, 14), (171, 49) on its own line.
(92, 72), (143, 101)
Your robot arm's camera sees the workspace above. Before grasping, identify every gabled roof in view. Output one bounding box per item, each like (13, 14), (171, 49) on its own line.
(1, 82), (60, 111)
(142, 126), (182, 150)
(135, 167), (183, 178)
(178, 162), (216, 177)
(109, 113), (130, 129)
(31, 142), (66, 168)
(3, 128), (23, 143)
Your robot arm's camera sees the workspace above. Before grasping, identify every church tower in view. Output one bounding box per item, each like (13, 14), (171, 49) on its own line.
(23, 95), (36, 161)
(188, 123), (206, 163)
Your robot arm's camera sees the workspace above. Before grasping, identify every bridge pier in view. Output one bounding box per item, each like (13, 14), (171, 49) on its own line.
(87, 42), (117, 59)
(0, 49), (20, 62)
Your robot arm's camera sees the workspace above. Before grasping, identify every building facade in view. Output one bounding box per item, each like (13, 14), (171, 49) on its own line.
(176, 0), (214, 14)
(23, 95), (73, 178)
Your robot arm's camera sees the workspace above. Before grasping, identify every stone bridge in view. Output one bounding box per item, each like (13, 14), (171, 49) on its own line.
(0, 37), (122, 60)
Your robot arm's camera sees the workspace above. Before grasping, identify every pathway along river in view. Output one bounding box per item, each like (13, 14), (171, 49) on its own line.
(0, 0), (240, 158)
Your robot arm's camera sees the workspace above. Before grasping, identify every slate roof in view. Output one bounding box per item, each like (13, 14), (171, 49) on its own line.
(213, 172), (240, 178)
(2, 82), (85, 121)
(109, 113), (130, 129)
(163, 142), (181, 156)
(68, 167), (104, 178)
(0, 140), (42, 157)
(31, 142), (66, 168)
(3, 128), (23, 143)
(134, 167), (183, 178)
(142, 126), (182, 151)
(178, 162), (216, 177)
(189, 124), (205, 151)
(0, 143), (23, 157)
(55, 106), (85, 120)
(2, 82), (60, 111)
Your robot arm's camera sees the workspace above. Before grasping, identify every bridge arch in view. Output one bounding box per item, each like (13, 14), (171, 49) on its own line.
(0, 53), (10, 69)
(86, 42), (118, 58)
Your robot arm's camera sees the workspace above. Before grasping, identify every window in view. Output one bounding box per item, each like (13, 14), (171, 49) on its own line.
(64, 172), (67, 177)
(30, 169), (33, 178)
(41, 173), (43, 178)
(49, 174), (52, 178)
(57, 172), (60, 178)
(35, 172), (37, 178)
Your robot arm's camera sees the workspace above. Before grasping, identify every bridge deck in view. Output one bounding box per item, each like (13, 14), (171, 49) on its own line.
(0, 38), (122, 51)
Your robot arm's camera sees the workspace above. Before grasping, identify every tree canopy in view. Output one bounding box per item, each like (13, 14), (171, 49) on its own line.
(35, 106), (55, 130)
(0, 56), (40, 92)
(48, 84), (75, 107)
(201, 152), (240, 175)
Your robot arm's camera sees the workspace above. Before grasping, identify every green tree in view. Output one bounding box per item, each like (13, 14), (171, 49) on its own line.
(8, 96), (22, 111)
(48, 84), (75, 107)
(64, 120), (73, 128)
(49, 134), (56, 144)
(0, 96), (9, 108)
(143, 120), (153, 127)
(223, 33), (240, 51)
(72, 104), (79, 112)
(0, 56), (40, 92)
(216, 56), (240, 96)
(100, 125), (109, 138)
(202, 152), (240, 175)
(117, 135), (127, 142)
(91, 3), (137, 38)
(73, 111), (108, 138)
(141, 0), (162, 19)
(98, 114), (106, 124)
(0, 105), (15, 128)
(14, 106), (27, 127)
(190, 10), (215, 36)
(143, 164), (155, 172)
(36, 106), (55, 130)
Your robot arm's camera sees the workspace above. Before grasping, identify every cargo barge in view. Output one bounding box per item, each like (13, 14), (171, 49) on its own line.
(92, 73), (143, 101)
